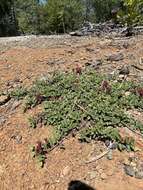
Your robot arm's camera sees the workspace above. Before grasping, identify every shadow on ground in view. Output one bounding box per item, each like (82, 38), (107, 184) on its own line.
(68, 180), (96, 190)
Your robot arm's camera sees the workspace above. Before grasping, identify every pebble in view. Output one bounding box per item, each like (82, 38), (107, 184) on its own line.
(118, 74), (125, 80)
(108, 70), (119, 80)
(88, 171), (97, 179)
(11, 134), (22, 144)
(107, 53), (124, 62)
(140, 57), (143, 64)
(107, 150), (113, 160)
(98, 169), (103, 174)
(119, 65), (130, 75)
(125, 91), (131, 96)
(0, 95), (10, 106)
(61, 166), (70, 177)
(70, 31), (84, 36)
(0, 116), (6, 126)
(111, 142), (117, 150)
(135, 171), (143, 179)
(105, 140), (110, 147)
(86, 48), (95, 52)
(124, 165), (135, 177)
(92, 59), (102, 69)
(100, 173), (107, 180)
(96, 165), (101, 171)
(123, 42), (129, 49)
(15, 135), (22, 144)
(85, 59), (102, 69)
(124, 158), (130, 165)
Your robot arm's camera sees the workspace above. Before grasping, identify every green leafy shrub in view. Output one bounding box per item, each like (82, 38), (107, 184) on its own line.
(10, 87), (27, 100)
(28, 116), (37, 128)
(117, 0), (143, 27)
(9, 68), (143, 166)
(22, 69), (143, 151)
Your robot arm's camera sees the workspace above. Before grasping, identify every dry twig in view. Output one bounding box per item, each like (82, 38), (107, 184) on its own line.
(85, 149), (109, 163)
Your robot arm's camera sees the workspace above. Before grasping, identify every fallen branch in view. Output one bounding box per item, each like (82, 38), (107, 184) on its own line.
(47, 136), (68, 153)
(76, 104), (89, 114)
(131, 64), (143, 71)
(85, 149), (109, 163)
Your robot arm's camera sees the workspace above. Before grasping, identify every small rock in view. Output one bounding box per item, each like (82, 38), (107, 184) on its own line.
(118, 74), (125, 80)
(62, 166), (70, 177)
(55, 179), (60, 183)
(123, 42), (129, 49)
(128, 53), (136, 60)
(139, 76), (143, 82)
(86, 59), (102, 69)
(0, 95), (10, 106)
(13, 78), (21, 83)
(100, 173), (107, 180)
(106, 141), (117, 149)
(49, 184), (56, 190)
(0, 116), (6, 126)
(85, 60), (92, 66)
(96, 165), (101, 171)
(0, 143), (6, 151)
(140, 57), (143, 65)
(15, 135), (22, 144)
(88, 171), (97, 179)
(86, 48), (95, 52)
(92, 59), (102, 67)
(119, 65), (130, 75)
(125, 91), (131, 96)
(80, 57), (87, 61)
(11, 134), (22, 144)
(39, 76), (49, 82)
(108, 71), (118, 80)
(105, 140), (110, 147)
(124, 158), (130, 166)
(70, 31), (83, 36)
(66, 50), (75, 54)
(107, 150), (113, 160)
(111, 142), (117, 150)
(47, 59), (65, 65)
(107, 53), (124, 62)
(98, 169), (103, 174)
(130, 161), (137, 168)
(135, 171), (143, 179)
(124, 165), (135, 177)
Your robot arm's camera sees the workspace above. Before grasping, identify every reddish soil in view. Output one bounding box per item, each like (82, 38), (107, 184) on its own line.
(0, 35), (143, 190)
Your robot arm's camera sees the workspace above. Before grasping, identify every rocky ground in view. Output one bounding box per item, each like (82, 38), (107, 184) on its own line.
(0, 34), (143, 190)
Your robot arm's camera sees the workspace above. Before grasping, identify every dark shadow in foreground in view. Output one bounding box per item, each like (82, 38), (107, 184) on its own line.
(68, 180), (96, 190)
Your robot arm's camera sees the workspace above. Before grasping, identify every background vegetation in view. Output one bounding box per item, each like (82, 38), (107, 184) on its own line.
(0, 0), (143, 36)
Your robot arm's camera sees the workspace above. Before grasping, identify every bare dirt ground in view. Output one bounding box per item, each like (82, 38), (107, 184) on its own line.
(0, 35), (143, 190)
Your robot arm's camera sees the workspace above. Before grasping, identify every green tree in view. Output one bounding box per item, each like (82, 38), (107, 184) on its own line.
(0, 0), (18, 36)
(43, 0), (84, 33)
(0, 0), (12, 16)
(15, 0), (41, 34)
